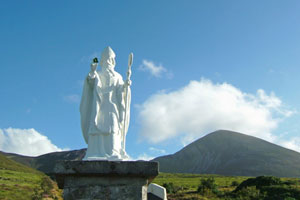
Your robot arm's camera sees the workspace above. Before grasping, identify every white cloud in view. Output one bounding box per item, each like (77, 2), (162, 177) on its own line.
(63, 94), (80, 103)
(137, 78), (293, 146)
(0, 128), (66, 156)
(139, 60), (173, 78)
(280, 137), (300, 152)
(149, 147), (166, 154)
(134, 153), (155, 161)
(130, 148), (166, 161)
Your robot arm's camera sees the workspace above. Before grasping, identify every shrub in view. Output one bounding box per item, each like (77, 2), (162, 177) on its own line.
(284, 180), (298, 186)
(197, 177), (219, 195)
(260, 185), (300, 200)
(235, 186), (262, 200)
(163, 182), (179, 194)
(231, 180), (239, 187)
(235, 176), (283, 192)
(231, 176), (300, 200)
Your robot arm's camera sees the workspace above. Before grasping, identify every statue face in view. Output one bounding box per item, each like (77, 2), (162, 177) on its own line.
(101, 56), (116, 70)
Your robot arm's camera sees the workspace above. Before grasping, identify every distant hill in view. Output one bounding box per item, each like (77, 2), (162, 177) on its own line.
(152, 130), (300, 177)
(1, 149), (86, 174)
(0, 152), (62, 200)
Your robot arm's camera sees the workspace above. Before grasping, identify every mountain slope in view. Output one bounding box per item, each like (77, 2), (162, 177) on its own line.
(0, 152), (62, 200)
(0, 151), (40, 174)
(152, 130), (300, 177)
(1, 149), (86, 174)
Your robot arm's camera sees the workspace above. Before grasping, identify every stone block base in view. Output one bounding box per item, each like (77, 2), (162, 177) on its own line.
(54, 160), (159, 200)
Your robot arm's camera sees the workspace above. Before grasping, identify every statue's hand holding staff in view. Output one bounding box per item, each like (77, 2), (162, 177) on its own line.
(125, 79), (132, 87)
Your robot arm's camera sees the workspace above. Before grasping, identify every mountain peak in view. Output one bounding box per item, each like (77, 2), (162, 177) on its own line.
(153, 130), (300, 177)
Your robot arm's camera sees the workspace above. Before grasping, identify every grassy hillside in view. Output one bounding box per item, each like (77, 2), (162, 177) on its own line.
(3, 152), (35, 169)
(0, 152), (39, 174)
(153, 172), (300, 200)
(0, 153), (62, 200)
(1, 149), (86, 175)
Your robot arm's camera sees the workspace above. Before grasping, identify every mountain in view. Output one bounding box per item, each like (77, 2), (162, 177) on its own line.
(0, 152), (62, 200)
(152, 130), (300, 177)
(3, 130), (300, 177)
(1, 148), (86, 174)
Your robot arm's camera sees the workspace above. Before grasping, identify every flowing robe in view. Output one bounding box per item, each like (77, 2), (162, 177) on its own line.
(80, 68), (131, 160)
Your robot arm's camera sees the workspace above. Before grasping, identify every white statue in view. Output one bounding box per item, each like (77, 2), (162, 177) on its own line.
(80, 46), (133, 161)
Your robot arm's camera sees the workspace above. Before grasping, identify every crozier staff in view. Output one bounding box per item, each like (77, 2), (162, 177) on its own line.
(122, 53), (133, 153)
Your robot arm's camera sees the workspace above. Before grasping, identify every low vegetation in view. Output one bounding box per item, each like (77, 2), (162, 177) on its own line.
(0, 153), (62, 200)
(153, 173), (300, 200)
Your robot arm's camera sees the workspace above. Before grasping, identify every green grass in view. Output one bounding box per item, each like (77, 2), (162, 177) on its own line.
(153, 173), (250, 190)
(152, 172), (300, 200)
(0, 153), (62, 200)
(0, 153), (40, 174)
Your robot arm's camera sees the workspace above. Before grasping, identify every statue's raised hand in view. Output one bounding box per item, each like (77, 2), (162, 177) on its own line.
(90, 63), (97, 72)
(90, 57), (98, 72)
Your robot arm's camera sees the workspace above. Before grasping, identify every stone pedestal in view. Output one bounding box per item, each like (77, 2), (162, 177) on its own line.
(54, 160), (159, 200)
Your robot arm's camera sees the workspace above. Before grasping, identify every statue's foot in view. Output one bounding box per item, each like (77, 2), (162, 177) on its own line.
(83, 153), (110, 161)
(120, 150), (130, 160)
(83, 156), (108, 161)
(107, 154), (123, 161)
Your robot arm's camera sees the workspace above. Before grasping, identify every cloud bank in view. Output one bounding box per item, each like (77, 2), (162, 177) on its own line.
(0, 128), (65, 156)
(137, 78), (294, 147)
(139, 60), (172, 78)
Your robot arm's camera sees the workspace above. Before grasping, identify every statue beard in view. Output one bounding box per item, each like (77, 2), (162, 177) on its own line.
(102, 64), (116, 77)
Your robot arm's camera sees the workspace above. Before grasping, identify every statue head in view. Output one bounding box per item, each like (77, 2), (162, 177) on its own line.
(100, 46), (116, 70)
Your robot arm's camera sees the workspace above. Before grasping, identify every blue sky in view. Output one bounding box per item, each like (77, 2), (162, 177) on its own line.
(0, 1), (300, 159)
